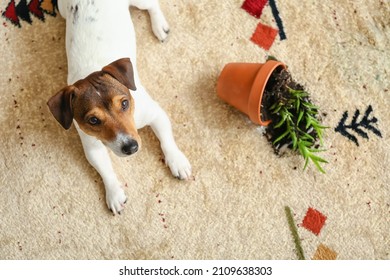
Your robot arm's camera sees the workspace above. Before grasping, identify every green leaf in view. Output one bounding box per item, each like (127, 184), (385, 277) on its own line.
(267, 55), (278, 61)
(291, 132), (298, 150)
(313, 124), (329, 130)
(274, 114), (287, 128)
(288, 88), (308, 98)
(298, 141), (309, 157)
(301, 141), (313, 151)
(306, 133), (316, 142)
(303, 102), (319, 110)
(312, 159), (326, 174)
(273, 130), (290, 145)
(271, 103), (282, 114)
(295, 98), (301, 112)
(309, 154), (328, 163)
(270, 102), (278, 110)
(304, 160), (310, 170)
(309, 147), (327, 153)
(305, 116), (313, 129)
(297, 110), (304, 126)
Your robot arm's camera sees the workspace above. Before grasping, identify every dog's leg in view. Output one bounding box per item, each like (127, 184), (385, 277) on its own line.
(129, 0), (170, 42)
(75, 124), (127, 215)
(149, 106), (192, 180)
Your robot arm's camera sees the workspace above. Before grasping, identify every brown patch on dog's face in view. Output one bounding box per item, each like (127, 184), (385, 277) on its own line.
(73, 72), (141, 155)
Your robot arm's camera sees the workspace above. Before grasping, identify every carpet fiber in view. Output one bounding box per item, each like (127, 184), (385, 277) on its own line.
(0, 0), (389, 259)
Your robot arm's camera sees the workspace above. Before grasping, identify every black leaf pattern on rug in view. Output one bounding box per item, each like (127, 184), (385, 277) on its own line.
(335, 105), (382, 146)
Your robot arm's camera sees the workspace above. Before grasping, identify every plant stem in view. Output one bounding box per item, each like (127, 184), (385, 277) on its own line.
(285, 206), (305, 260)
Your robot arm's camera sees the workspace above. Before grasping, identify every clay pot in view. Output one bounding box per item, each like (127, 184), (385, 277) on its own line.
(217, 60), (286, 126)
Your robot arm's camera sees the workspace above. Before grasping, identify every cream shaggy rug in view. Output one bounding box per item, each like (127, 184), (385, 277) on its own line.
(0, 0), (389, 259)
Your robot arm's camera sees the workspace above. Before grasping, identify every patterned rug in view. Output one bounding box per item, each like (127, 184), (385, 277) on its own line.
(0, 0), (389, 259)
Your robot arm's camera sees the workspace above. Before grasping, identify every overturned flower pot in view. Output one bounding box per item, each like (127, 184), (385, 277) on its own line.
(217, 60), (286, 126)
(217, 59), (328, 173)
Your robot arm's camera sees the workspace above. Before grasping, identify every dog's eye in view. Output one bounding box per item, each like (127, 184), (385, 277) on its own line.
(121, 100), (129, 111)
(88, 117), (100, 125)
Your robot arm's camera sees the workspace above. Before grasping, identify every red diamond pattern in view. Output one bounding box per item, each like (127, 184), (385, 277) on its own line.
(302, 207), (327, 236)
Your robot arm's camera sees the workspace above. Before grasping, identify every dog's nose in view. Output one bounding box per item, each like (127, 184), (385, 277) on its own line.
(121, 139), (138, 155)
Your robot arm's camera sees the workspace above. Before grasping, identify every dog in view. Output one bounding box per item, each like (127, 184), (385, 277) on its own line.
(47, 0), (191, 215)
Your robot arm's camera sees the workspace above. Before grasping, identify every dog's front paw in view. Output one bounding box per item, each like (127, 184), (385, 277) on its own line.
(151, 12), (170, 42)
(164, 149), (192, 180)
(105, 184), (127, 215)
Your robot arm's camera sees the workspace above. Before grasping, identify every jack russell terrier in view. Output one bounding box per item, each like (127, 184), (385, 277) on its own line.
(47, 0), (192, 215)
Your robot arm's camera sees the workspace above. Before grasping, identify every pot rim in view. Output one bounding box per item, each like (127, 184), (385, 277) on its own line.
(248, 60), (286, 126)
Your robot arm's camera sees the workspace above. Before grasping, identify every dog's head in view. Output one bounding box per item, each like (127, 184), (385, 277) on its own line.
(47, 58), (141, 157)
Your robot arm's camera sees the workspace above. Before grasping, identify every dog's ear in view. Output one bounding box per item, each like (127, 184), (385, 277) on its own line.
(102, 58), (137, 91)
(47, 85), (76, 130)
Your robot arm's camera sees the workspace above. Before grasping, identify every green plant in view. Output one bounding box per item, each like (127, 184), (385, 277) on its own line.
(269, 87), (328, 173)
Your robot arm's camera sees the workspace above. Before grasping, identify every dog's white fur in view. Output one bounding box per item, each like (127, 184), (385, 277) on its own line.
(57, 0), (191, 214)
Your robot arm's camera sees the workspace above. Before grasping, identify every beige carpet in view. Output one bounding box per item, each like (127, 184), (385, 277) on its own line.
(0, 0), (389, 259)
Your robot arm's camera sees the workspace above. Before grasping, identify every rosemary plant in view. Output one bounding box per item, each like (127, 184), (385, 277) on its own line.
(269, 87), (328, 173)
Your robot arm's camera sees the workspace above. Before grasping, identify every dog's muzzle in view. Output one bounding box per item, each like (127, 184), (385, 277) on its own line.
(106, 133), (140, 157)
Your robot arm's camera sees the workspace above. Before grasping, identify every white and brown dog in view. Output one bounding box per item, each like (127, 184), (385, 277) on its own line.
(47, 0), (191, 215)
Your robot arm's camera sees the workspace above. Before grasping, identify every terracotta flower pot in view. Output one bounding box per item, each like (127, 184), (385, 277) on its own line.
(217, 60), (286, 126)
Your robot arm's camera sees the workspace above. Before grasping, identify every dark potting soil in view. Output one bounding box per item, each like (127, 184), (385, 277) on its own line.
(260, 68), (319, 154)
